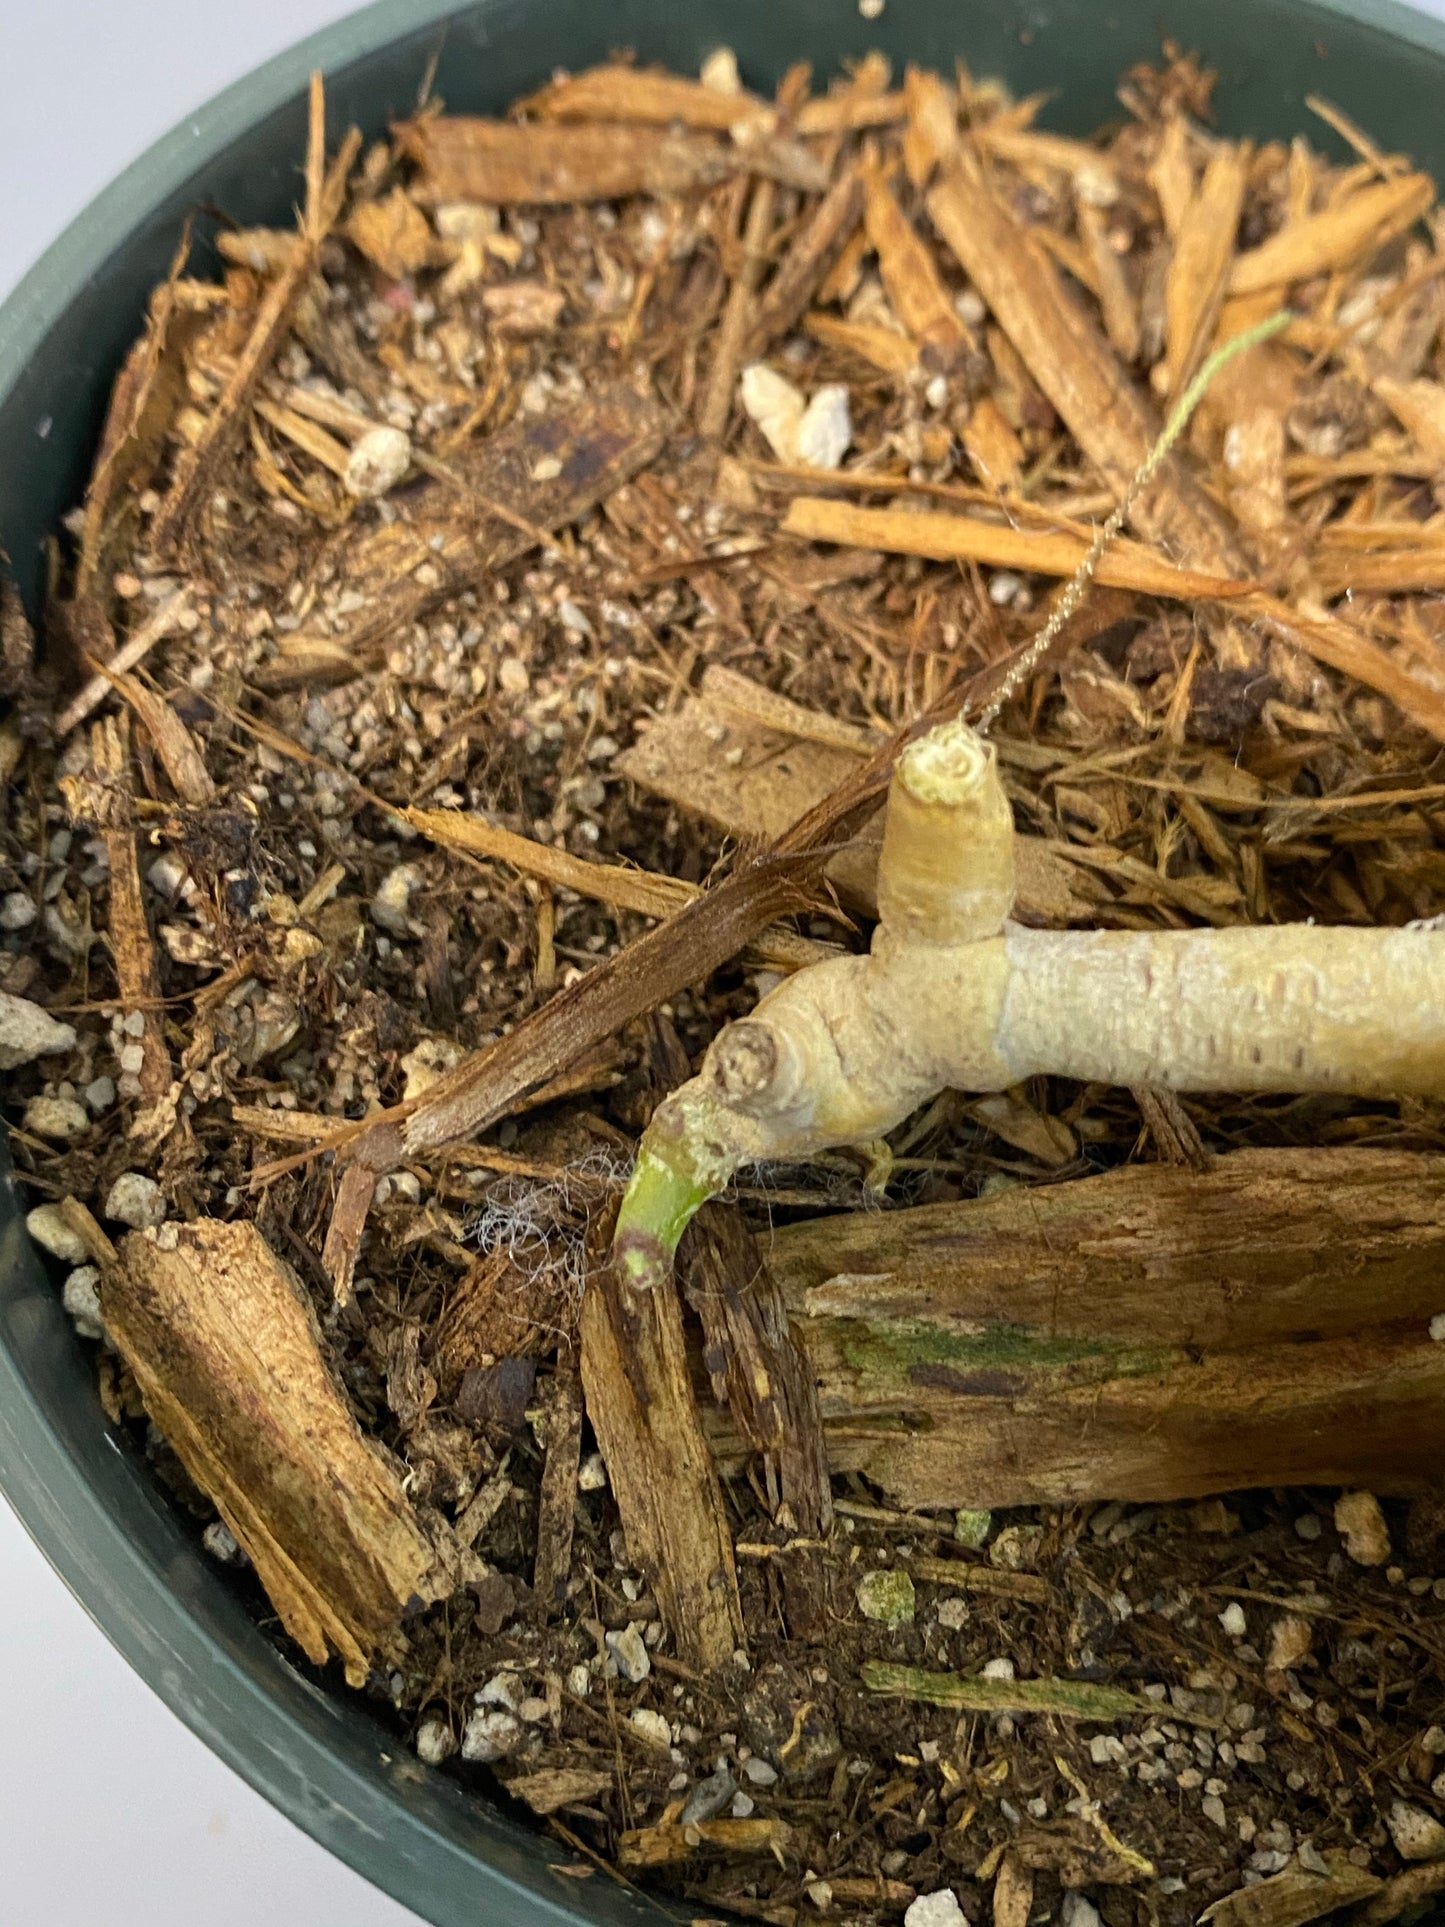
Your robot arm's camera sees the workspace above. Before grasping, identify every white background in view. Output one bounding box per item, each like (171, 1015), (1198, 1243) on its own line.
(6, 2), (1445, 1924)
(0, 9), (425, 1921)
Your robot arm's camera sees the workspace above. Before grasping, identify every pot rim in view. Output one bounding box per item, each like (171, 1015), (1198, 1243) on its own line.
(4, 2), (1445, 1924)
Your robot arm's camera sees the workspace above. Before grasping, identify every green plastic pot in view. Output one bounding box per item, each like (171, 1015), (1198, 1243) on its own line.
(3, 1), (1445, 1920)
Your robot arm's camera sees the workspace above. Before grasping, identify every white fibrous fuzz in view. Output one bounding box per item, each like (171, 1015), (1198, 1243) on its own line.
(0, 991), (76, 1069)
(344, 426), (412, 499)
(104, 1172), (167, 1229)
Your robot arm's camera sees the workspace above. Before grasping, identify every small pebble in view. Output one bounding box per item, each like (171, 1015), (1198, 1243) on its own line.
(61, 1265), (103, 1339)
(84, 1075), (116, 1114)
(990, 1525), (1041, 1571)
(1335, 1490), (1391, 1567)
(858, 0), (884, 17)
(1422, 1727), (1445, 1756)
(1294, 1512), (1323, 1542)
(460, 1707), (523, 1763)
(104, 1171), (166, 1229)
(987, 570), (1025, 606)
(477, 1673), (522, 1710)
(743, 1755), (779, 1786)
(1203, 1795), (1228, 1829)
(371, 864), (420, 935)
(680, 1766), (735, 1825)
(856, 1568), (916, 1626)
(981, 1656), (1015, 1681)
(904, 1892), (966, 1927)
(23, 1093), (89, 1140)
(794, 384), (852, 469)
(517, 1697), (549, 1724)
(1430, 1313), (1445, 1343)
(1268, 1614), (1313, 1672)
(566, 1664), (591, 1698)
(0, 989), (76, 1069)
(1218, 1602), (1247, 1638)
(936, 1597), (969, 1631)
(344, 425), (412, 499)
(577, 1452), (608, 1492)
(1297, 1841), (1331, 1877)
(954, 1508), (991, 1547)
(699, 46), (741, 94)
(415, 1714), (457, 1766)
(0, 889), (36, 930)
(605, 1624), (651, 1684)
(202, 1520), (246, 1565)
(629, 1708), (672, 1750)
(731, 1790), (755, 1819)
(1062, 1897), (1102, 1927)
(26, 1203), (89, 1263)
(498, 656), (529, 695)
(956, 288), (986, 326)
(1433, 1771), (1445, 1801)
(1386, 1799), (1445, 1861)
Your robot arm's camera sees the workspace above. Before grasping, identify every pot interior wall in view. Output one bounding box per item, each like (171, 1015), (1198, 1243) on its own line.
(2, 3), (1444, 1925)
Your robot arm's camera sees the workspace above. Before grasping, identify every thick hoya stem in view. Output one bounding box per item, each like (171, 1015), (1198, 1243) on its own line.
(613, 708), (1445, 1288)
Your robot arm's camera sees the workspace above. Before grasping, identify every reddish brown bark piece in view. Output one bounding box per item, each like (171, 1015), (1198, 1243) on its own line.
(927, 153), (1247, 576)
(746, 163), (866, 357)
(580, 1250), (745, 1673)
(102, 1218), (447, 1684)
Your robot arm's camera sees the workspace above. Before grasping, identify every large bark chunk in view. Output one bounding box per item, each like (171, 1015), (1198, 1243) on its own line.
(706, 1148), (1445, 1510)
(103, 1218), (447, 1683)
